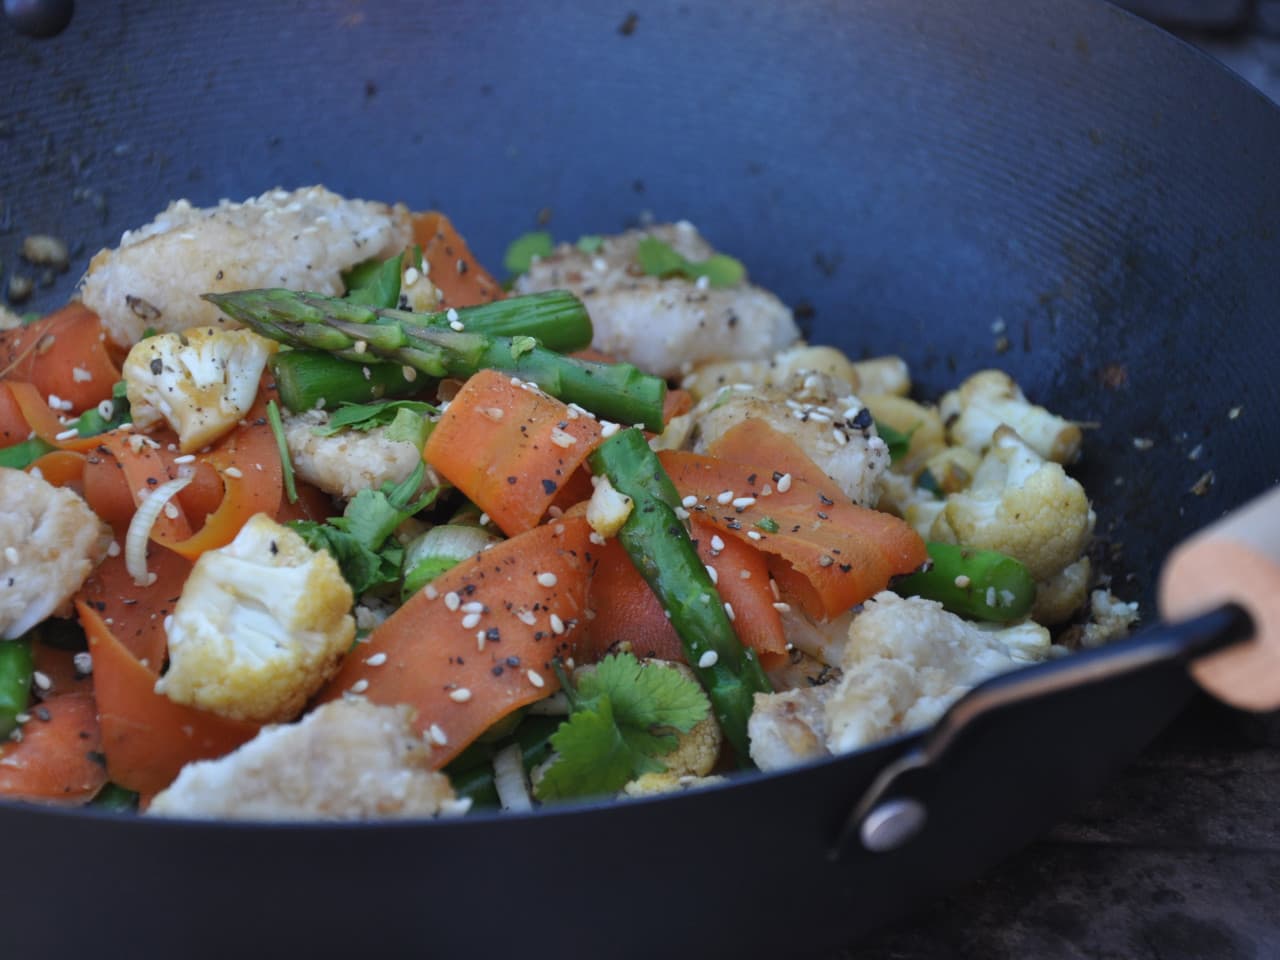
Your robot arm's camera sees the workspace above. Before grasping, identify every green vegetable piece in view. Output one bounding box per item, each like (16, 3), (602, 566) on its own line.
(503, 231), (554, 275)
(444, 714), (561, 809)
(342, 252), (403, 309)
(537, 696), (657, 800)
(574, 651), (709, 733)
(575, 234), (604, 254)
(0, 437), (55, 469)
(0, 636), (34, 740)
(895, 541), (1037, 622)
(634, 236), (745, 288)
(755, 516), (780, 533)
(270, 350), (422, 414)
(68, 380), (132, 439)
(91, 782), (140, 812)
(310, 399), (437, 437)
(265, 399), (298, 505)
(587, 429), (772, 762)
(874, 418), (919, 464)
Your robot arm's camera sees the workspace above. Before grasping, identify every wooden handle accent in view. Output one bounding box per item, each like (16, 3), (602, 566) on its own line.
(1159, 485), (1280, 712)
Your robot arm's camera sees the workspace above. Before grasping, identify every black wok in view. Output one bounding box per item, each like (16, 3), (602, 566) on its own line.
(2, 1), (1278, 956)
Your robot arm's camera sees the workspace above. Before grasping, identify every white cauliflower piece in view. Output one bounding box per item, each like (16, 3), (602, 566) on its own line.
(931, 426), (1094, 582)
(155, 514), (355, 723)
(586, 475), (634, 539)
(0, 468), (110, 638)
(80, 186), (412, 348)
(748, 684), (837, 772)
(123, 327), (277, 452)
(688, 378), (890, 506)
(147, 700), (463, 820)
(284, 408), (436, 499)
(1080, 588), (1140, 648)
(851, 356), (911, 398)
(940, 370), (1082, 464)
(823, 591), (1054, 754)
(514, 223), (798, 378)
(1031, 556), (1093, 625)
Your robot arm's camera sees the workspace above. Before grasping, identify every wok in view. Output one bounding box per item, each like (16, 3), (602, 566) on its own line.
(2, 1), (1279, 956)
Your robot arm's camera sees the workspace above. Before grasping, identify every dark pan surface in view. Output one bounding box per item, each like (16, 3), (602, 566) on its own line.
(2, 1), (1279, 956)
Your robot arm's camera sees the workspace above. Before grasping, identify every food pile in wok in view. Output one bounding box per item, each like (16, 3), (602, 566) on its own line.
(0, 187), (1137, 818)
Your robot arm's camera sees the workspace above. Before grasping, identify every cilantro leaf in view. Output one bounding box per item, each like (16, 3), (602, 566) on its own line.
(634, 236), (745, 288)
(290, 521), (401, 596)
(535, 696), (654, 801)
(534, 653), (711, 801)
(503, 231), (554, 276)
(311, 399), (437, 437)
(342, 252), (403, 309)
(874, 419), (920, 463)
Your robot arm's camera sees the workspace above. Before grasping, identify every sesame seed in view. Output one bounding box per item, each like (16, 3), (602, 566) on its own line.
(424, 584), (439, 600)
(449, 320), (465, 332)
(403, 266), (420, 286)
(461, 612), (482, 629)
(536, 571), (558, 588)
(705, 564), (719, 584)
(461, 601), (484, 614)
(54, 428), (79, 441)
(986, 586), (998, 607)
(674, 506), (690, 520)
(365, 652), (388, 666)
(173, 454), (196, 464)
(429, 724), (449, 745)
(747, 530), (762, 540)
(710, 535), (725, 552)
(698, 650), (719, 668)
(73, 652), (93, 675)
(772, 601), (791, 613)
(954, 575), (971, 589)
(444, 592), (461, 611)
(548, 505), (564, 518)
(479, 406), (505, 421)
(446, 308), (460, 322)
(819, 555), (834, 567)
(449, 687), (473, 703)
(723, 602), (736, 621)
(732, 496), (756, 509)
(776, 473), (792, 493)
(1000, 589), (1017, 606)
(402, 366), (418, 381)
(600, 421), (620, 438)
(589, 532), (607, 546)
(739, 569), (752, 580)
(517, 610), (537, 626)
(681, 495), (698, 508)
(477, 630), (487, 651)
(549, 613), (566, 635)
(527, 669), (546, 688)
(550, 427), (576, 448)
(716, 490), (734, 505)
(344, 679), (367, 694)
(478, 513), (490, 526)
(2, 547), (17, 564)
(353, 339), (368, 354)
(224, 466), (243, 479)
(833, 428), (848, 446)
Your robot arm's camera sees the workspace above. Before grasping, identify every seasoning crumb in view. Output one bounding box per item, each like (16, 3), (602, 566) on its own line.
(1132, 437), (1154, 451)
(1189, 470), (1215, 496)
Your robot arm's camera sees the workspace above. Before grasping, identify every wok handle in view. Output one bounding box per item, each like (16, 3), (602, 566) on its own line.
(1160, 484), (1280, 712)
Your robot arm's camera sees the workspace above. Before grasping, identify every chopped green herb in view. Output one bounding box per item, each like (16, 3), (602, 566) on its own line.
(535, 652), (709, 802)
(634, 236), (745, 288)
(69, 380), (131, 439)
(383, 406), (431, 451)
(90, 782), (140, 812)
(311, 399), (437, 437)
(874, 418), (920, 463)
(755, 516), (780, 533)
(342, 252), (404, 309)
(510, 335), (537, 360)
(266, 399), (298, 504)
(503, 231), (554, 276)
(575, 234), (604, 254)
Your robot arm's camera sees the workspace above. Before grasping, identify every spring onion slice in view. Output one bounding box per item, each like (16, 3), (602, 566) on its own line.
(124, 476), (192, 586)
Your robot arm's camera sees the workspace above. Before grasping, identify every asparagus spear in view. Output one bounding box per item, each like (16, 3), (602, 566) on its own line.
(587, 428), (772, 762)
(0, 636), (34, 740)
(269, 350), (423, 412)
(204, 289), (667, 431)
(894, 541), (1036, 622)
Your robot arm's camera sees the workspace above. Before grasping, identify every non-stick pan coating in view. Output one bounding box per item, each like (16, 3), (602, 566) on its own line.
(1, 1), (1278, 956)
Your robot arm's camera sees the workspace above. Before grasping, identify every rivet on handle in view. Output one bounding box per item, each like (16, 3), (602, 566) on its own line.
(2, 0), (74, 39)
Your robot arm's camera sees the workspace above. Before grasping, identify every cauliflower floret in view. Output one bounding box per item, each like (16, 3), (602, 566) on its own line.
(621, 773), (728, 797)
(930, 426), (1094, 582)
(1031, 556), (1093, 625)
(1080, 588), (1140, 648)
(80, 186), (412, 347)
(155, 514), (355, 723)
(748, 684), (837, 772)
(688, 378), (890, 506)
(0, 468), (110, 638)
(514, 222), (798, 378)
(586, 475), (634, 539)
(284, 408), (437, 499)
(398, 259), (442, 312)
(851, 355), (911, 398)
(147, 700), (464, 820)
(940, 370), (1082, 464)
(123, 327), (277, 453)
(823, 591), (1055, 754)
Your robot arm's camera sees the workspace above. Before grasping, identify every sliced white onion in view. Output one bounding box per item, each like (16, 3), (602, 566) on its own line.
(125, 476), (192, 586)
(525, 692), (570, 716)
(492, 742), (533, 813)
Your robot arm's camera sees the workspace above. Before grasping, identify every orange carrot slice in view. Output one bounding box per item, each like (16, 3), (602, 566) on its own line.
(76, 546), (192, 669)
(0, 303), (120, 411)
(411, 211), (504, 308)
(79, 601), (259, 794)
(659, 450), (928, 619)
(31, 640), (91, 698)
(0, 693), (107, 805)
(319, 515), (596, 768)
(0, 382), (30, 447)
(25, 449), (87, 490)
(705, 417), (845, 502)
(425, 369), (604, 536)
